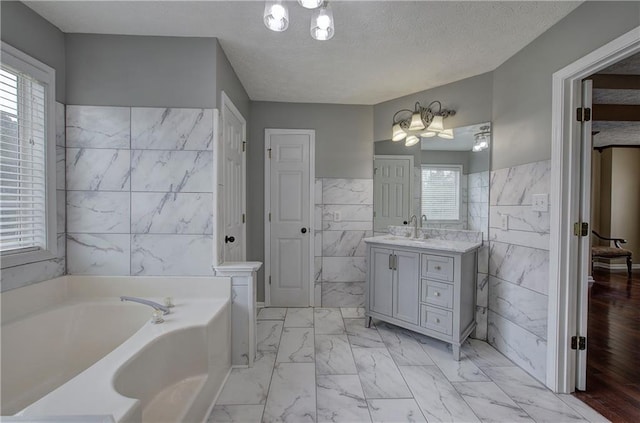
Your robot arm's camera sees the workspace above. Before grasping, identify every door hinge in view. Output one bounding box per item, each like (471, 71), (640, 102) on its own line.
(571, 336), (586, 350)
(576, 107), (592, 122)
(573, 222), (589, 237)
(242, 141), (246, 152)
(268, 212), (271, 222)
(242, 213), (245, 223)
(373, 211), (376, 217)
(269, 276), (272, 285)
(373, 167), (377, 175)
(267, 148), (272, 159)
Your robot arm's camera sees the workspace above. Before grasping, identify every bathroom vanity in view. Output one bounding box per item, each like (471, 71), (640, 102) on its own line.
(364, 235), (480, 360)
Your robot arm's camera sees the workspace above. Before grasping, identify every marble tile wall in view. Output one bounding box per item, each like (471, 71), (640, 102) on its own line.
(467, 170), (490, 340)
(487, 159), (551, 383)
(1, 102), (67, 292)
(65, 106), (215, 276)
(315, 178), (373, 307)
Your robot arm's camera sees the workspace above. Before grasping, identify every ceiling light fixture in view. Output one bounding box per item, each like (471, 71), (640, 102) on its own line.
(264, 0), (289, 32)
(264, 0), (335, 41)
(472, 125), (491, 152)
(311, 2), (335, 41)
(298, 0), (323, 9)
(391, 101), (456, 146)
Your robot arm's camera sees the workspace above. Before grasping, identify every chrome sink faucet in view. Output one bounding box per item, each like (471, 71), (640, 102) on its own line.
(408, 215), (418, 238)
(421, 214), (428, 227)
(120, 296), (170, 315)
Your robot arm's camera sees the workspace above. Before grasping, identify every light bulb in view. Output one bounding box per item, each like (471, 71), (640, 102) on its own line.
(405, 135), (420, 147)
(298, 0), (323, 9)
(311, 3), (334, 40)
(264, 1), (289, 32)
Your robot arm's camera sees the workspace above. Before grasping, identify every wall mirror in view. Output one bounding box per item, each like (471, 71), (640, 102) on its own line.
(373, 122), (491, 241)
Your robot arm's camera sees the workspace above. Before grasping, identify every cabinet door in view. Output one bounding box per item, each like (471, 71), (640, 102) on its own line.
(370, 247), (394, 317)
(393, 250), (420, 325)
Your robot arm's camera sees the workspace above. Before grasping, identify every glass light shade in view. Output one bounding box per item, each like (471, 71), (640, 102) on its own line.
(405, 135), (420, 147)
(264, 1), (289, 32)
(472, 144), (482, 152)
(298, 0), (323, 9)
(479, 139), (489, 149)
(408, 112), (425, 131)
(420, 131), (437, 137)
(426, 115), (444, 132)
(311, 4), (334, 40)
(392, 123), (407, 141)
(438, 128), (454, 139)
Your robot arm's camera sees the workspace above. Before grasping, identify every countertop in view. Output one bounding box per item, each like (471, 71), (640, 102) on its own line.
(364, 235), (482, 254)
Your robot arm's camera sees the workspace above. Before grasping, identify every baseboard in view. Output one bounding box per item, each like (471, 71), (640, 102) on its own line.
(593, 262), (639, 271)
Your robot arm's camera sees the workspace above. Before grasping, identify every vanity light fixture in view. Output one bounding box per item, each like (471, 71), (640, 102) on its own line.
(391, 100), (456, 146)
(264, 0), (335, 41)
(472, 125), (491, 152)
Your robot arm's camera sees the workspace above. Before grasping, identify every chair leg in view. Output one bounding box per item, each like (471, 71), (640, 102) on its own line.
(627, 256), (632, 279)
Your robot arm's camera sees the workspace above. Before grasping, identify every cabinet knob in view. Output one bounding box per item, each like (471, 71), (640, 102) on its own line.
(434, 292), (440, 297)
(435, 265), (441, 270)
(435, 318), (440, 323)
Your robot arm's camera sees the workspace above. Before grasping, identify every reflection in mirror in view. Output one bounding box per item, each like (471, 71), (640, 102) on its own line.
(373, 122), (490, 241)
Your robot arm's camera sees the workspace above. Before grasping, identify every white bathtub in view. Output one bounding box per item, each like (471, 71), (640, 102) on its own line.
(0, 275), (232, 422)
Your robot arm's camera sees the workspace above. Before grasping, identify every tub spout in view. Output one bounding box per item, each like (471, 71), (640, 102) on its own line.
(120, 296), (171, 315)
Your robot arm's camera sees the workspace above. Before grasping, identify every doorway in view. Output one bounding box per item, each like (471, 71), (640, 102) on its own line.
(264, 129), (315, 307)
(548, 25), (640, 398)
(221, 92), (247, 262)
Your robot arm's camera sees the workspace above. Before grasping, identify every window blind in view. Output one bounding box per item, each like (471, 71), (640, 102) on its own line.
(421, 165), (461, 221)
(0, 66), (48, 254)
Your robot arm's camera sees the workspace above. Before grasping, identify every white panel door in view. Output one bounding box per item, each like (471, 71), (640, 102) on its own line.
(222, 93), (246, 262)
(576, 79), (593, 390)
(374, 155), (413, 231)
(266, 130), (313, 306)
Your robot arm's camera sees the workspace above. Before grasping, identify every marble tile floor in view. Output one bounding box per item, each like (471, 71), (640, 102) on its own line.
(209, 307), (607, 423)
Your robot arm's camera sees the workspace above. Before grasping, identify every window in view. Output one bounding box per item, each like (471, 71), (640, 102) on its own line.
(1, 43), (56, 268)
(421, 165), (461, 221)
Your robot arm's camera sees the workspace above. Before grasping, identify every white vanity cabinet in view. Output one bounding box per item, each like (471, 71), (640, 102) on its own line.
(365, 236), (479, 360)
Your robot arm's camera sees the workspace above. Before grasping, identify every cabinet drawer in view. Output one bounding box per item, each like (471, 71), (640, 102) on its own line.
(421, 254), (454, 281)
(421, 279), (453, 309)
(420, 305), (453, 336)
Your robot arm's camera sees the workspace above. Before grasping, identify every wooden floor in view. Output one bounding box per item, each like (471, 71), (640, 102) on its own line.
(574, 268), (640, 422)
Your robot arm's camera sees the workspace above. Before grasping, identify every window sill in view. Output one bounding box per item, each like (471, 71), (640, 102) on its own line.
(1, 248), (57, 269)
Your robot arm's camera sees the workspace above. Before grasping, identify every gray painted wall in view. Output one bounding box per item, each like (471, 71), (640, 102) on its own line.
(216, 40), (250, 120)
(248, 101), (373, 301)
(373, 72), (493, 142)
(491, 1), (640, 170)
(1, 1), (66, 103)
(65, 34), (217, 108)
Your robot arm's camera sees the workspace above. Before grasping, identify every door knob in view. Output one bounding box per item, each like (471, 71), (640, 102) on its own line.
(225, 235), (235, 243)
(301, 227), (308, 234)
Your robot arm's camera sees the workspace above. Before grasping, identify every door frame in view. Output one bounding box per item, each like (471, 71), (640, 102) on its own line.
(373, 155), (414, 232)
(547, 26), (640, 393)
(264, 128), (316, 307)
(221, 91), (247, 261)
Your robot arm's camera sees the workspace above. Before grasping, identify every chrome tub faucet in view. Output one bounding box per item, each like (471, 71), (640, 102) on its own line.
(120, 296), (171, 315)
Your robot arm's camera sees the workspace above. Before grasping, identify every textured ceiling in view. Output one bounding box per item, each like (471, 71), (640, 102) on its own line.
(24, 1), (581, 105)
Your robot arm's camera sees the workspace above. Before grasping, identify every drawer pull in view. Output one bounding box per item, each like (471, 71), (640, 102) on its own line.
(435, 318), (440, 323)
(434, 291), (440, 297)
(435, 265), (441, 270)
